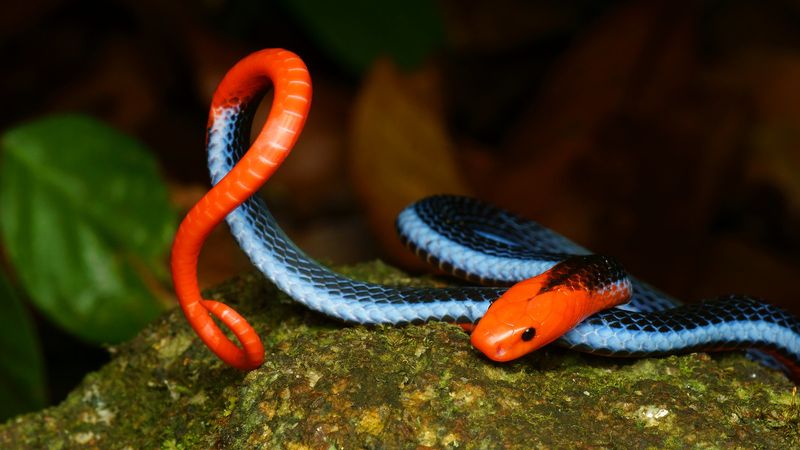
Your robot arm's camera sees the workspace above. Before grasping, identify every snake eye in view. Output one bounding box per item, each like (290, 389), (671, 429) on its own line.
(521, 327), (536, 342)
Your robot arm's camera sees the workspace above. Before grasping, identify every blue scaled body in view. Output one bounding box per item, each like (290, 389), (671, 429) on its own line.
(207, 103), (800, 378)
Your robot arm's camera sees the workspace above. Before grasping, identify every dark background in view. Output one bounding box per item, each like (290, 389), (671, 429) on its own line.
(3, 0), (800, 408)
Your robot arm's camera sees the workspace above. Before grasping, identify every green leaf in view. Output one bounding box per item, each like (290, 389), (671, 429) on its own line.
(0, 115), (175, 344)
(0, 271), (46, 421)
(278, 0), (445, 74)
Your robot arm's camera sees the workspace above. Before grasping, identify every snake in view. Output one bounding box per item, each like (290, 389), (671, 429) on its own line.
(170, 49), (800, 381)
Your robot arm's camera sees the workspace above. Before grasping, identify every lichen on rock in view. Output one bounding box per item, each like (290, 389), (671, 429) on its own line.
(1, 262), (799, 448)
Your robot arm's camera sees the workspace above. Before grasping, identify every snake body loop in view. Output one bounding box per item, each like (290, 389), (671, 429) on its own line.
(171, 49), (800, 381)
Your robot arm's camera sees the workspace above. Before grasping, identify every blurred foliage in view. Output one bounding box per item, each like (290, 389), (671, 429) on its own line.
(0, 113), (176, 419)
(0, 116), (175, 344)
(0, 273), (45, 421)
(0, 115), (174, 346)
(278, 0), (445, 74)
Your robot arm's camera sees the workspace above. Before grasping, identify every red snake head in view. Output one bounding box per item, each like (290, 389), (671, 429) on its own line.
(471, 275), (587, 362)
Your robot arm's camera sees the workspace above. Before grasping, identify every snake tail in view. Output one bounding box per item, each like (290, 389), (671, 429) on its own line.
(171, 49), (312, 370)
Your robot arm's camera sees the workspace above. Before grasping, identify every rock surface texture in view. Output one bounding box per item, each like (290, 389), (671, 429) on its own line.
(2, 262), (799, 448)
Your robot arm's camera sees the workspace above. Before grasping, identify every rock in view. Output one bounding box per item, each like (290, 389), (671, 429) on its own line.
(1, 261), (798, 448)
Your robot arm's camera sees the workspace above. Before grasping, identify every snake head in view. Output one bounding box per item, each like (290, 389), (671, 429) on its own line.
(470, 276), (585, 362)
(470, 255), (631, 362)
(471, 255), (631, 361)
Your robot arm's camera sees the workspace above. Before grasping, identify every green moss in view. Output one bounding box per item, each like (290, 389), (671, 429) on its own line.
(1, 261), (798, 448)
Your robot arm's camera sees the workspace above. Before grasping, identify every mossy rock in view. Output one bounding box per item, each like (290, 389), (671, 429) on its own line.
(1, 261), (798, 448)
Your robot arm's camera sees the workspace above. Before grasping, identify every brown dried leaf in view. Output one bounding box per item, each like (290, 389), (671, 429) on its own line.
(349, 59), (471, 268)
